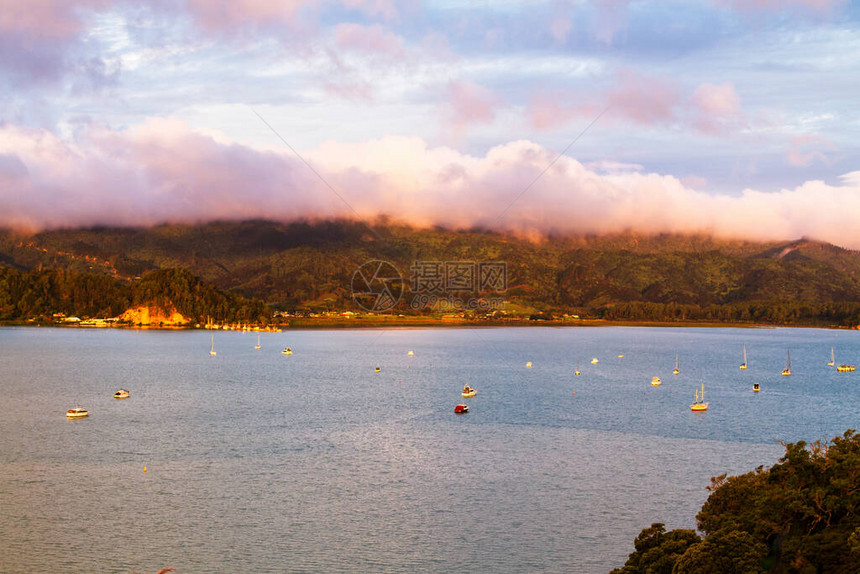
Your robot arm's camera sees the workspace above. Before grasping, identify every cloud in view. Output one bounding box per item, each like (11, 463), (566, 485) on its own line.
(4, 119), (860, 249)
(526, 69), (680, 132)
(550, 16), (572, 45)
(334, 23), (405, 58)
(712, 0), (848, 15)
(0, 0), (117, 87)
(592, 0), (631, 45)
(607, 69), (680, 125)
(786, 133), (839, 167)
(691, 82), (742, 133)
(441, 80), (500, 141)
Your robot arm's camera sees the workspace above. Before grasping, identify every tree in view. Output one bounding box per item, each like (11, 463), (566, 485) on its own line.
(614, 430), (860, 573)
(672, 529), (766, 573)
(610, 523), (700, 574)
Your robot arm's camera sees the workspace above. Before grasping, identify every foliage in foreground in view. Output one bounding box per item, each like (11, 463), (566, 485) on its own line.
(611, 430), (860, 573)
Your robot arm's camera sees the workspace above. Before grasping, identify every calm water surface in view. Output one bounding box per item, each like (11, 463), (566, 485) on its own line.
(1, 326), (858, 573)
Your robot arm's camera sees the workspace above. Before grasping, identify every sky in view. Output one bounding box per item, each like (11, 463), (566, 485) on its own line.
(1, 0), (859, 246)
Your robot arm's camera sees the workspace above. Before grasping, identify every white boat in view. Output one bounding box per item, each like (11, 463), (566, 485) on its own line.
(651, 376), (662, 386)
(526, 361), (532, 368)
(407, 350), (414, 356)
(462, 385), (477, 398)
(113, 389), (130, 399)
(66, 407), (89, 418)
(590, 358), (598, 364)
(282, 347), (293, 355)
(672, 354), (680, 375)
(254, 334), (261, 350)
(782, 350), (791, 376)
(690, 384), (708, 412)
(829, 347), (835, 367)
(740, 345), (747, 370)
(209, 335), (216, 356)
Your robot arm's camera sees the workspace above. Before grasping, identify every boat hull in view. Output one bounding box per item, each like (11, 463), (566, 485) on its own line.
(462, 390), (477, 398)
(66, 409), (89, 418)
(690, 404), (708, 412)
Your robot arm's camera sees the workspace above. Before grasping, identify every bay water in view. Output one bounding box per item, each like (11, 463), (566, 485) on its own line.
(1, 326), (858, 572)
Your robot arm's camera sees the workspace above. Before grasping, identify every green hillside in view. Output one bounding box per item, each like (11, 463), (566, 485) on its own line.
(3, 220), (860, 326)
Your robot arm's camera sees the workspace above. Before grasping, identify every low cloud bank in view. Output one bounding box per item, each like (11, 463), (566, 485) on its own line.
(1, 118), (858, 248)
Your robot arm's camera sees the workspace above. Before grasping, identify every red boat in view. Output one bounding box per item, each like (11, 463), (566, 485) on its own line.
(454, 404), (469, 414)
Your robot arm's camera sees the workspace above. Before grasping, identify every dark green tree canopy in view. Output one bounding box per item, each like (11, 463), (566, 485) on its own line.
(614, 430), (860, 573)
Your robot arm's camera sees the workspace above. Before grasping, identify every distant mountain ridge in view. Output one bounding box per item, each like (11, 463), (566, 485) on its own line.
(2, 220), (860, 326)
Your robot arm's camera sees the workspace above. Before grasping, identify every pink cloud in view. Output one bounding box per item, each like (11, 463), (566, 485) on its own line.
(0, 0), (111, 38)
(526, 93), (581, 131)
(550, 17), (572, 45)
(692, 82), (742, 133)
(593, 0), (631, 45)
(786, 133), (838, 167)
(606, 69), (680, 125)
(339, 0), (405, 20)
(4, 120), (860, 248)
(526, 70), (680, 132)
(334, 23), (405, 58)
(442, 81), (500, 140)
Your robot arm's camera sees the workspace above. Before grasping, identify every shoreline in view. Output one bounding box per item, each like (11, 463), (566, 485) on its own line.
(2, 318), (851, 330)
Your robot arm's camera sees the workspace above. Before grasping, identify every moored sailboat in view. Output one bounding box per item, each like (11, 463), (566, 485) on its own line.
(782, 350), (791, 376)
(740, 345), (747, 370)
(672, 354), (680, 375)
(690, 384), (708, 412)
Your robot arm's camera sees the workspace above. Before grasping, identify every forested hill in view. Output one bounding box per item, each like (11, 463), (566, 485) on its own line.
(3, 219), (860, 325)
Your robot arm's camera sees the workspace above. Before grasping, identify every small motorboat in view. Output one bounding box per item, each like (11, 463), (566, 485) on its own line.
(837, 364), (856, 372)
(407, 350), (414, 356)
(753, 383), (760, 392)
(282, 347), (293, 355)
(113, 389), (130, 399)
(454, 404), (469, 414)
(525, 361), (532, 368)
(617, 354), (624, 358)
(66, 407), (89, 418)
(462, 385), (477, 398)
(651, 377), (662, 386)
(591, 358), (599, 364)
(574, 369), (581, 376)
(375, 366), (381, 373)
